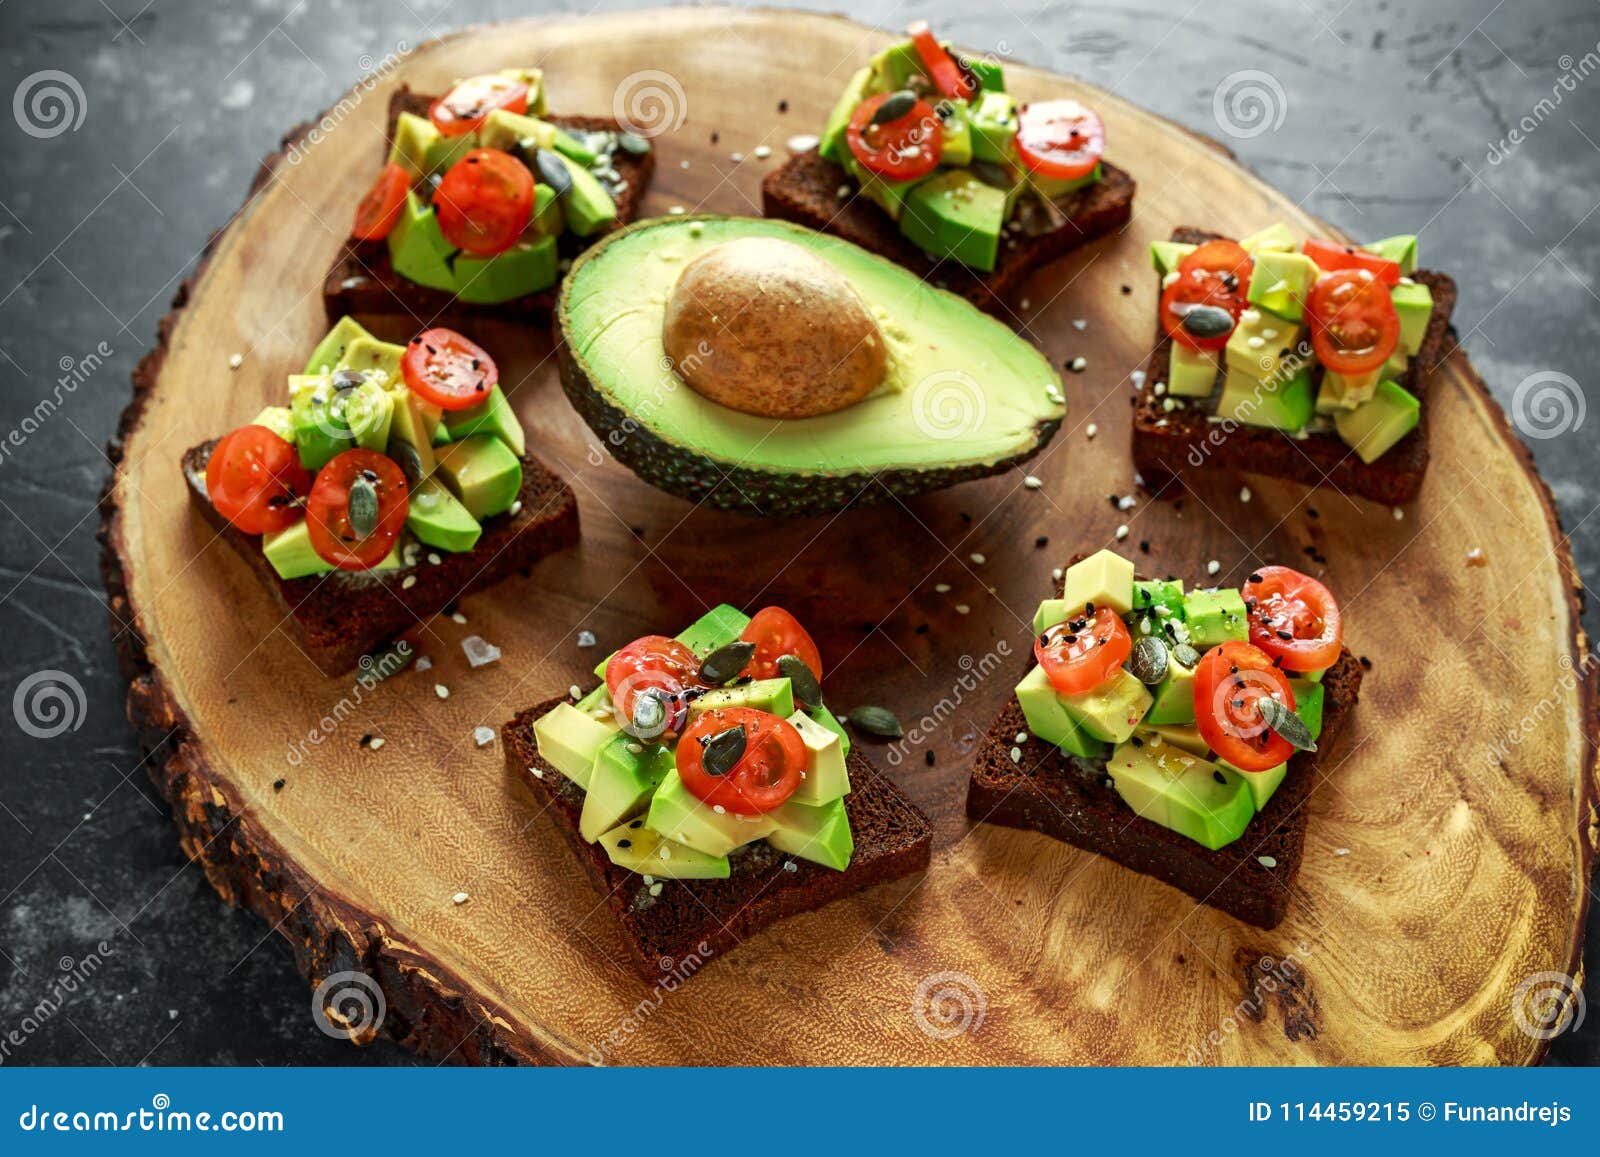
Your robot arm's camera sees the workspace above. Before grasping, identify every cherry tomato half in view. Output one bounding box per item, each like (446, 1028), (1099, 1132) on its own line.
(1193, 641), (1297, 772)
(676, 707), (805, 815)
(739, 606), (822, 682)
(1301, 238), (1401, 287)
(1178, 239), (1254, 292)
(606, 635), (703, 723)
(1242, 566), (1343, 672)
(1015, 100), (1105, 181)
(205, 425), (313, 536)
(1035, 604), (1131, 696)
(847, 91), (942, 181)
(402, 328), (499, 411)
(428, 74), (528, 137)
(1305, 268), (1401, 376)
(352, 163), (411, 242)
(433, 149), (534, 257)
(1160, 268), (1244, 352)
(908, 20), (973, 99)
(305, 449), (409, 571)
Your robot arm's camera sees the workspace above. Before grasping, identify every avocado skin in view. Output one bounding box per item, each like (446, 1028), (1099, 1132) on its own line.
(555, 328), (1061, 517)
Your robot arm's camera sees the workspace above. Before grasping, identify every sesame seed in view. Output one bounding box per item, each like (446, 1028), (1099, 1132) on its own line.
(1015, 731), (1028, 744)
(1009, 746), (1022, 763)
(1023, 475), (1042, 489)
(1051, 568), (1064, 581)
(509, 500), (522, 516)
(669, 205), (685, 215)
(1020, 298), (1031, 310)
(970, 552), (986, 565)
(753, 145), (771, 159)
(227, 352), (243, 369)
(435, 684), (450, 699)
(451, 612), (468, 625)
(1393, 507), (1404, 520)
(1206, 560), (1221, 576)
(955, 604), (970, 615)
(1334, 847), (1350, 856)
(1115, 524), (1128, 540)
(729, 152), (744, 163)
(401, 575), (417, 590)
(1239, 486), (1252, 503)
(568, 684), (582, 699)
(368, 737), (385, 751)
(427, 552), (441, 565)
(452, 892), (469, 905)
(935, 582), (952, 593)
(1069, 356), (1087, 372)
(1085, 423), (1098, 439)
(1257, 855), (1277, 869)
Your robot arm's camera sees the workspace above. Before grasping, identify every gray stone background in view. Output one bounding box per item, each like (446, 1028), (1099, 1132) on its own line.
(0, 0), (1594, 1064)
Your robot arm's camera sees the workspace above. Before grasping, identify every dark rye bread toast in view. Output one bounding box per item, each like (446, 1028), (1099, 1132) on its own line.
(323, 88), (656, 326)
(965, 560), (1363, 929)
(761, 149), (1135, 317)
(182, 441), (578, 676)
(505, 696), (934, 982)
(1132, 226), (1458, 506)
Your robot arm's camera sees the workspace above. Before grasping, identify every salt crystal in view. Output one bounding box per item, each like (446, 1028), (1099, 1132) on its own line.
(461, 636), (501, 668)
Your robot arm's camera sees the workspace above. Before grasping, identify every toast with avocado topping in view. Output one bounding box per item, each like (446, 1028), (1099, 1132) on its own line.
(1132, 225), (1457, 505)
(761, 20), (1135, 317)
(966, 549), (1362, 929)
(183, 317), (578, 676)
(324, 82), (655, 325)
(503, 605), (932, 981)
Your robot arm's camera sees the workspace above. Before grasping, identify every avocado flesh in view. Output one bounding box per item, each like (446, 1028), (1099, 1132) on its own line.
(557, 217), (1066, 516)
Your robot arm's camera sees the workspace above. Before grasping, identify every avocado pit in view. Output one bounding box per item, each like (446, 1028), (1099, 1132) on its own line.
(661, 237), (887, 419)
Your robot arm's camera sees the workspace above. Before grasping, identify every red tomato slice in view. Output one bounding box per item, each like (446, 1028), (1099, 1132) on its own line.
(1015, 100), (1105, 180)
(606, 635), (702, 723)
(205, 425), (312, 536)
(402, 328), (499, 411)
(433, 148), (534, 256)
(1160, 268), (1244, 352)
(1305, 268), (1401, 375)
(352, 163), (411, 242)
(847, 91), (942, 181)
(908, 21), (973, 99)
(1193, 642), (1297, 772)
(739, 606), (822, 682)
(676, 707), (805, 815)
(1242, 566), (1343, 672)
(1178, 239), (1254, 292)
(1035, 605), (1131, 695)
(1302, 238), (1401, 287)
(305, 449), (409, 572)
(428, 74), (528, 137)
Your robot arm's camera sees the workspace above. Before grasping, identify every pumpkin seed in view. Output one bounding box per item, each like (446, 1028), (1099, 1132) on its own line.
(535, 150), (573, 196)
(616, 131), (651, 155)
(346, 477), (380, 539)
(331, 368), (365, 392)
(847, 705), (902, 739)
(871, 90), (917, 126)
(629, 691), (670, 742)
(699, 640), (755, 686)
(1172, 642), (1201, 669)
(389, 440), (425, 486)
(701, 724), (747, 776)
(777, 654), (822, 710)
(1129, 636), (1169, 685)
(969, 161), (1012, 190)
(1258, 697), (1316, 752)
(1180, 303), (1235, 340)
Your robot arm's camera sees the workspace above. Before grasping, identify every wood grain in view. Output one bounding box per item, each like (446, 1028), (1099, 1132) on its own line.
(99, 8), (1595, 1065)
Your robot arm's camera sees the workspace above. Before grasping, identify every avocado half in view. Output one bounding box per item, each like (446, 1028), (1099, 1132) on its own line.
(554, 216), (1066, 516)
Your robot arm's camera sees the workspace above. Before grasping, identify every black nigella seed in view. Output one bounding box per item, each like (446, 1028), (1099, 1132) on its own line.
(1035, 535), (1049, 548)
(273, 778), (285, 792)
(617, 839), (631, 849)
(1213, 770), (1227, 785)
(925, 750), (935, 766)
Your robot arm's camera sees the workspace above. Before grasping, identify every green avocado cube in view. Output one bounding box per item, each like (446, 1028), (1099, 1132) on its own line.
(646, 770), (775, 858)
(1144, 649), (1199, 727)
(580, 734), (674, 843)
(787, 710), (851, 804)
(599, 819), (730, 880)
(1364, 234), (1417, 274)
(869, 38), (926, 91)
(423, 129), (479, 178)
(1033, 597), (1072, 636)
(261, 519), (334, 580)
(387, 191), (458, 292)
(336, 335), (407, 387)
(766, 796), (853, 871)
(1334, 380), (1420, 464)
(406, 475), (481, 554)
(304, 316), (374, 375)
(435, 434), (522, 519)
(387, 111), (441, 180)
(820, 66), (873, 165)
(250, 405), (295, 444)
(543, 150), (615, 236)
(936, 98), (974, 166)
(1392, 280), (1434, 355)
(452, 235), (558, 304)
(531, 182), (564, 238)
(843, 155), (929, 222)
(1183, 588), (1249, 648)
(1108, 740), (1255, 851)
(1015, 665), (1108, 759)
(1145, 723), (1208, 757)
(1027, 164), (1101, 203)
(962, 51), (1005, 92)
(688, 677), (795, 719)
(809, 703), (851, 758)
(1059, 667), (1153, 745)
(386, 386), (441, 481)
(677, 604), (752, 658)
(1239, 222), (1295, 253)
(1225, 308), (1299, 383)
(1218, 685), (1323, 811)
(1246, 250), (1319, 323)
(1131, 579), (1185, 621)
(1167, 343), (1220, 398)
(1150, 240), (1197, 275)
(1217, 364), (1315, 432)
(440, 384), (525, 457)
(288, 373), (392, 470)
(1318, 365), (1381, 412)
(477, 108), (557, 153)
(969, 90), (1017, 163)
(551, 126), (600, 165)
(1288, 678), (1326, 740)
(900, 169), (1007, 272)
(1221, 759), (1289, 812)
(1061, 549), (1136, 616)
(533, 702), (619, 789)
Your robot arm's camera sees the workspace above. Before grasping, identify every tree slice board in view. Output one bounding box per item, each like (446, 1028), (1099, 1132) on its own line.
(100, 8), (1596, 1065)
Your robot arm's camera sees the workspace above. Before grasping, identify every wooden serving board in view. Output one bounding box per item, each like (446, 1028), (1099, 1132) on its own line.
(101, 8), (1596, 1065)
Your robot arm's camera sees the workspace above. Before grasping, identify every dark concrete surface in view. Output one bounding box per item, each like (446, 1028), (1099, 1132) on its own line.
(0, 0), (1595, 1066)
